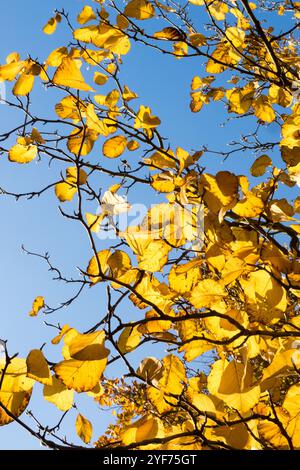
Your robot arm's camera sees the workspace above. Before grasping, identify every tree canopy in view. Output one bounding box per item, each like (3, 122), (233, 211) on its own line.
(0, 0), (300, 450)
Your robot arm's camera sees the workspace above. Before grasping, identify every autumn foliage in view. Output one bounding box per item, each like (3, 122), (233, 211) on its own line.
(1, 0), (300, 450)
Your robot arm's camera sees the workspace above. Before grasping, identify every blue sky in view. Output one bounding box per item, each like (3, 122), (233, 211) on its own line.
(0, 0), (295, 449)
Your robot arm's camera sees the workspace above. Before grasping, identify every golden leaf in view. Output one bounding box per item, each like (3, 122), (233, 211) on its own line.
(26, 349), (51, 385)
(124, 0), (155, 20)
(207, 359), (260, 414)
(76, 413), (93, 444)
(8, 143), (37, 164)
(102, 135), (127, 158)
(53, 58), (94, 91)
(28, 296), (44, 317)
(134, 105), (161, 130)
(43, 375), (74, 411)
(250, 155), (272, 177)
(77, 5), (96, 25)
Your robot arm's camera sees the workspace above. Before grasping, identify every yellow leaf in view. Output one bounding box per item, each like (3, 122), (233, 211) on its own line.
(134, 105), (161, 130)
(105, 89), (120, 108)
(55, 166), (87, 202)
(13, 73), (35, 96)
(76, 413), (93, 444)
(86, 212), (105, 233)
(124, 0), (155, 20)
(145, 150), (177, 170)
(290, 224), (300, 234)
(53, 58), (94, 91)
(269, 84), (292, 108)
(43, 375), (74, 411)
(123, 85), (138, 101)
(250, 155), (272, 177)
(258, 407), (289, 449)
(46, 47), (68, 67)
(186, 391), (220, 415)
(102, 30), (131, 56)
(232, 192), (264, 217)
(208, 421), (260, 450)
(87, 249), (111, 283)
(54, 358), (108, 392)
(102, 135), (127, 158)
(77, 5), (96, 25)
(0, 61), (25, 81)
(201, 172), (238, 212)
(260, 349), (297, 390)
(31, 128), (46, 145)
(86, 103), (110, 135)
(127, 140), (140, 151)
(189, 33), (207, 46)
(121, 415), (164, 446)
(117, 324), (142, 353)
(55, 181), (77, 202)
(210, 1), (229, 20)
(156, 354), (186, 394)
(136, 357), (163, 384)
(55, 95), (83, 120)
(282, 384), (300, 447)
(0, 390), (32, 426)
(207, 359), (260, 414)
(225, 26), (245, 48)
(107, 250), (136, 285)
(121, 228), (171, 272)
(226, 84), (254, 114)
(221, 257), (246, 285)
(177, 318), (213, 361)
(67, 127), (98, 156)
(148, 355), (186, 413)
(169, 259), (202, 294)
(151, 172), (175, 193)
(43, 16), (59, 35)
(0, 358), (34, 425)
(253, 95), (276, 123)
(240, 270), (287, 323)
(153, 27), (184, 41)
(0, 358), (34, 393)
(94, 72), (108, 85)
(26, 349), (51, 385)
(51, 325), (71, 345)
(8, 143), (37, 164)
(54, 330), (109, 392)
(190, 279), (226, 309)
(173, 41), (188, 57)
(281, 114), (300, 149)
(28, 296), (44, 317)
(67, 330), (107, 360)
(117, 14), (130, 30)
(268, 198), (294, 222)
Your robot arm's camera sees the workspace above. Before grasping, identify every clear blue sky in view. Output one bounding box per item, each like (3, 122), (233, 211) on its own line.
(0, 0), (294, 449)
